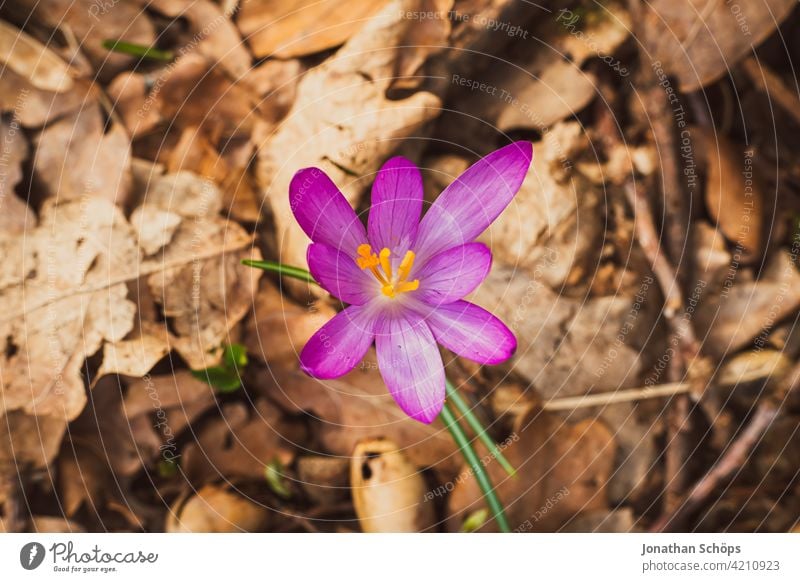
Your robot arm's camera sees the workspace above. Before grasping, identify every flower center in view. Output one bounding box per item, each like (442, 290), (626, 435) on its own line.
(356, 244), (419, 298)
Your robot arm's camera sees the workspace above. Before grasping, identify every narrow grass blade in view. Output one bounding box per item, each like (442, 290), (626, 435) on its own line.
(241, 259), (318, 285)
(445, 380), (517, 477)
(440, 402), (511, 533)
(102, 39), (173, 61)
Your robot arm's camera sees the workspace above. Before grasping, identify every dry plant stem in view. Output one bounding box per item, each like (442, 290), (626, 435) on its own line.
(543, 382), (690, 411)
(649, 401), (779, 532)
(651, 361), (800, 532)
(626, 2), (709, 509)
(742, 57), (800, 127)
(624, 180), (702, 511)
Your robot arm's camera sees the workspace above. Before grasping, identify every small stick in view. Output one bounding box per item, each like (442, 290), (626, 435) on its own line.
(543, 382), (690, 411)
(649, 400), (778, 532)
(742, 58), (800, 127)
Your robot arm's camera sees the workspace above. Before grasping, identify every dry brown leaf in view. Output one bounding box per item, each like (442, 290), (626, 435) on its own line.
(238, 0), (390, 58)
(0, 20), (94, 128)
(106, 72), (161, 138)
(244, 280), (336, 368)
(241, 59), (302, 123)
(390, 0), (453, 90)
(0, 198), (138, 420)
(351, 438), (435, 532)
(166, 485), (270, 532)
(32, 104), (132, 205)
(447, 406), (617, 531)
(15, 0), (155, 79)
(0, 412), (66, 471)
(256, 0), (441, 274)
(471, 263), (654, 400)
(182, 399), (304, 484)
(0, 171), (259, 421)
(297, 455), (350, 506)
(693, 127), (768, 260)
(0, 19), (76, 92)
(0, 118), (35, 235)
(441, 5), (629, 141)
(148, 0), (252, 79)
(642, 0), (795, 92)
(123, 372), (218, 460)
(151, 54), (264, 139)
(695, 249), (800, 360)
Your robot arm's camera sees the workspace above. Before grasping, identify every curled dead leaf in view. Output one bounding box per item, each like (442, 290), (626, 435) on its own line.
(351, 438), (434, 532)
(238, 0), (390, 58)
(166, 485), (269, 532)
(641, 0), (795, 92)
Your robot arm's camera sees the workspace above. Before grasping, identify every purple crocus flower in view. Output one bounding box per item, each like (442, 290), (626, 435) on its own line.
(290, 142), (533, 423)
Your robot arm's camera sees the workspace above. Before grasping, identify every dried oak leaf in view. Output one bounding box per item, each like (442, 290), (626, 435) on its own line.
(244, 280), (336, 369)
(103, 168), (262, 374)
(641, 0), (795, 92)
(123, 372), (218, 466)
(447, 406), (617, 531)
(182, 399), (305, 484)
(0, 197), (139, 421)
(0, 119), (35, 235)
(14, 0), (155, 79)
(0, 19), (75, 92)
(0, 174), (259, 421)
(0, 412), (66, 472)
(471, 263), (655, 400)
(166, 485), (269, 532)
(0, 20), (92, 127)
(256, 0), (442, 274)
(694, 248), (800, 360)
(693, 126), (770, 261)
(148, 0), (252, 80)
(32, 103), (132, 205)
(237, 0), (390, 58)
(449, 4), (629, 138)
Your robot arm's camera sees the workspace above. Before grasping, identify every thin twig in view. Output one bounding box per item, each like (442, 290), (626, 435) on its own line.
(742, 57), (800, 127)
(543, 382), (690, 411)
(649, 401), (778, 532)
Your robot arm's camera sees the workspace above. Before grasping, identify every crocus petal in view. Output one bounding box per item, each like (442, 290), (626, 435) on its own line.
(367, 156), (423, 252)
(414, 141), (533, 262)
(300, 306), (376, 379)
(414, 243), (492, 305)
(290, 167), (367, 255)
(421, 300), (516, 365)
(307, 243), (376, 305)
(375, 312), (445, 424)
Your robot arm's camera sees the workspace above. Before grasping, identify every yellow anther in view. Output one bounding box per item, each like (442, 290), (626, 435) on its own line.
(355, 244), (419, 299)
(356, 244), (379, 270)
(397, 250), (415, 281)
(379, 248), (392, 280)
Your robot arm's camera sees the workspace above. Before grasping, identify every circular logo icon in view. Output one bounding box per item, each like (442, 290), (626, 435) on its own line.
(19, 542), (46, 570)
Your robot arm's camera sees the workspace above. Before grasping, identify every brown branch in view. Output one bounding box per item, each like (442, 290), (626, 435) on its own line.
(742, 57), (800, 127)
(649, 400), (778, 532)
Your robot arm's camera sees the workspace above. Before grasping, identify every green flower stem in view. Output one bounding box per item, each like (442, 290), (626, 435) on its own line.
(445, 380), (517, 477)
(242, 258), (513, 530)
(241, 259), (318, 285)
(440, 402), (511, 533)
(102, 39), (174, 61)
